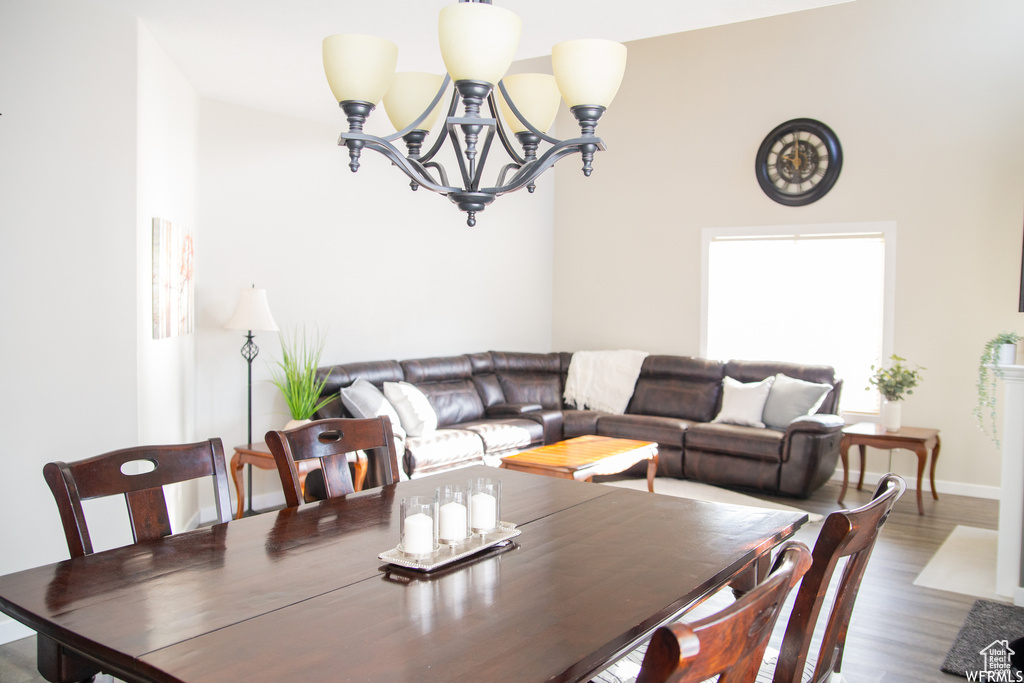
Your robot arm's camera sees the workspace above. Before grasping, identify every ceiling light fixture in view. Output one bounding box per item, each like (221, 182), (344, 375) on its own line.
(323, 0), (627, 227)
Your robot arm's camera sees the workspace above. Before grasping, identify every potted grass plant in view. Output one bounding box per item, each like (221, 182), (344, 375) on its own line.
(269, 325), (333, 428)
(867, 354), (924, 432)
(975, 331), (1022, 447)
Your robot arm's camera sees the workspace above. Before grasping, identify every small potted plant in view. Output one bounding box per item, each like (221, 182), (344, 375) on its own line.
(269, 325), (333, 428)
(975, 332), (1022, 447)
(867, 354), (925, 432)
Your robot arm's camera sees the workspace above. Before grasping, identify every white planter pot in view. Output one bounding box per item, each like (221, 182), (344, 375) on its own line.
(998, 343), (1018, 365)
(285, 418), (312, 431)
(881, 399), (901, 432)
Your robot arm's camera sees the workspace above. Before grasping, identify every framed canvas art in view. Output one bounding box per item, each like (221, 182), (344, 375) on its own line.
(152, 217), (194, 339)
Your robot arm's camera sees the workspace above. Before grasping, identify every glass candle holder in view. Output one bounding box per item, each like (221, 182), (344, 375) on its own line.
(400, 495), (438, 558)
(469, 477), (501, 534)
(437, 484), (471, 545)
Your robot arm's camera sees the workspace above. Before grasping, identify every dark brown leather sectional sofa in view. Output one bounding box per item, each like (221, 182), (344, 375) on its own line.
(314, 351), (844, 498)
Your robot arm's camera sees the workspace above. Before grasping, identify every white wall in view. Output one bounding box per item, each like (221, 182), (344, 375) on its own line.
(136, 24), (201, 531)
(0, 0), (139, 640)
(551, 0), (1024, 491)
(193, 99), (555, 512)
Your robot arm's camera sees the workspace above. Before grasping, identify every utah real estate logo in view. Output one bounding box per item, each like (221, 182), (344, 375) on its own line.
(967, 640), (1023, 682)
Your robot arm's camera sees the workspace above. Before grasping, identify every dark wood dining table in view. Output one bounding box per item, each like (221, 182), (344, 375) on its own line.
(0, 466), (806, 682)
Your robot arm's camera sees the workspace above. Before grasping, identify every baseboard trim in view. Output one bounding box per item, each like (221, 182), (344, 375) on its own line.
(0, 615), (34, 646)
(830, 469), (999, 500)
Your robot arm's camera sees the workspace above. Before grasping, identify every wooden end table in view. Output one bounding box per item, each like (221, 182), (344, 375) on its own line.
(499, 435), (659, 492)
(230, 443), (368, 519)
(838, 422), (940, 515)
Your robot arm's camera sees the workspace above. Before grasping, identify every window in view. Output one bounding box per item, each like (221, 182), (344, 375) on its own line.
(701, 222), (895, 415)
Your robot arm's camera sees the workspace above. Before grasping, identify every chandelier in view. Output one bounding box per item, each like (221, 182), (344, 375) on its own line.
(323, 0), (627, 226)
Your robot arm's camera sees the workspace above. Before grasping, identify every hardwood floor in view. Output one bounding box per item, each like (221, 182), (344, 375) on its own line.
(0, 480), (997, 682)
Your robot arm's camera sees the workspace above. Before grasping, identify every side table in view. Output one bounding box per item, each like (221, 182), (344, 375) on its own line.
(230, 443), (368, 519)
(838, 422), (941, 515)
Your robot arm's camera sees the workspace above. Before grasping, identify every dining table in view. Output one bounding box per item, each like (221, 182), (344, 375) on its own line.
(0, 466), (807, 682)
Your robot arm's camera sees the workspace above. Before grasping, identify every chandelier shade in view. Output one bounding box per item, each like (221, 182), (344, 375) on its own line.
(497, 73), (561, 134)
(384, 72), (447, 132)
(552, 39), (628, 108)
(325, 1), (626, 227)
(438, 2), (522, 85)
(322, 34), (398, 105)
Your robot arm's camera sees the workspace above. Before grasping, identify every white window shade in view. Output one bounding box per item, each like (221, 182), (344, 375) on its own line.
(702, 224), (895, 415)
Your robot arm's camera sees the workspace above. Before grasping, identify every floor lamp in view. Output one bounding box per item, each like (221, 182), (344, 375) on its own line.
(225, 286), (278, 515)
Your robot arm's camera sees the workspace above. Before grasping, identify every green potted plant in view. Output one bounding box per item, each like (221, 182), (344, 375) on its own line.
(974, 331), (1022, 447)
(269, 325), (333, 428)
(867, 354), (924, 432)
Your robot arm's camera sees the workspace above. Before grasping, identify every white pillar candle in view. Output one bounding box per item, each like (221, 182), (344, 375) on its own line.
(471, 492), (497, 531)
(403, 512), (434, 555)
(439, 501), (468, 542)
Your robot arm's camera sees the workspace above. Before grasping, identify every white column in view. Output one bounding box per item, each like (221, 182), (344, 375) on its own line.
(996, 364), (1024, 603)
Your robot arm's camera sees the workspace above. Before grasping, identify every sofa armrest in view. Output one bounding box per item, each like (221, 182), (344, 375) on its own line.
(778, 415), (844, 497)
(517, 409), (564, 445)
(486, 403), (543, 418)
(784, 414), (845, 437)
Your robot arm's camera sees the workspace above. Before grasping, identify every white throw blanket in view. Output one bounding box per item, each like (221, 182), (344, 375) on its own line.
(563, 350), (649, 414)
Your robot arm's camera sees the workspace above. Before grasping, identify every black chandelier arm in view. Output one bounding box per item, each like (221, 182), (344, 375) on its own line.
(422, 160), (450, 188)
(482, 135), (607, 195)
(487, 91), (527, 167)
(416, 90), (461, 165)
(495, 161), (523, 187)
(382, 75), (452, 143)
(341, 132), (461, 194)
(494, 81), (561, 146)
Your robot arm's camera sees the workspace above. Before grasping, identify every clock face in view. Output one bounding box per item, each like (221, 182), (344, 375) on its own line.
(755, 119), (842, 206)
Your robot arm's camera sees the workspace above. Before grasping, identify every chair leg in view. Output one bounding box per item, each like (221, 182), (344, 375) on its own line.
(36, 634), (99, 683)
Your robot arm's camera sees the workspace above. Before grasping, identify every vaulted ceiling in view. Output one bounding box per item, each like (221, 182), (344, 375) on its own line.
(87, 0), (852, 126)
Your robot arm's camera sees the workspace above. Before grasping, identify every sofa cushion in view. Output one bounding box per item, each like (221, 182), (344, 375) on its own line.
(562, 409), (605, 438)
(340, 378), (407, 440)
(416, 379), (486, 427)
(457, 419), (542, 454)
(498, 373), (562, 410)
(596, 414), (689, 449)
(712, 376), (775, 429)
(472, 374), (506, 408)
(627, 356), (725, 422)
(404, 429), (485, 478)
(384, 381), (438, 437)
(685, 422), (784, 462)
(762, 374), (833, 430)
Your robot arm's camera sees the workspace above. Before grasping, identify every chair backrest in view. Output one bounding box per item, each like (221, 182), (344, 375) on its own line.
(772, 473), (906, 683)
(43, 438), (232, 558)
(637, 541), (813, 683)
(265, 417), (400, 507)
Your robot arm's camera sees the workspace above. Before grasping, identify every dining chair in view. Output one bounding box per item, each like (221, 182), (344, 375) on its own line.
(636, 541), (813, 683)
(265, 417), (400, 507)
(765, 472), (906, 683)
(40, 438), (233, 682)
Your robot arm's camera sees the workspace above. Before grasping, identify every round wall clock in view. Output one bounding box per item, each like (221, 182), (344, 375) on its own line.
(755, 118), (842, 206)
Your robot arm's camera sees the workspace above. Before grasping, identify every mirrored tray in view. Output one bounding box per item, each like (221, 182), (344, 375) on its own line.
(379, 521), (521, 572)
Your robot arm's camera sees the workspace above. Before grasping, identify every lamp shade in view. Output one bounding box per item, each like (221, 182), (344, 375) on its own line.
(438, 2), (521, 85)
(551, 39), (627, 108)
(384, 72), (447, 133)
(498, 73), (561, 134)
(323, 34), (399, 105)
(224, 288), (279, 332)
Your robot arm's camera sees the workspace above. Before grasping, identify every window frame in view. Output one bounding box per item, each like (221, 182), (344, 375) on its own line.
(699, 221), (897, 419)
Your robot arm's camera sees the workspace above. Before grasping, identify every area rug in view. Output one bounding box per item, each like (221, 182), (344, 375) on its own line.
(913, 525), (998, 601)
(942, 599), (1024, 678)
(603, 477), (823, 523)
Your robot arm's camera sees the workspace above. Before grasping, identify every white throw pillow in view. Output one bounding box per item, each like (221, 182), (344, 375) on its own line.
(711, 375), (776, 429)
(340, 378), (406, 440)
(761, 373), (833, 430)
(383, 381), (438, 437)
